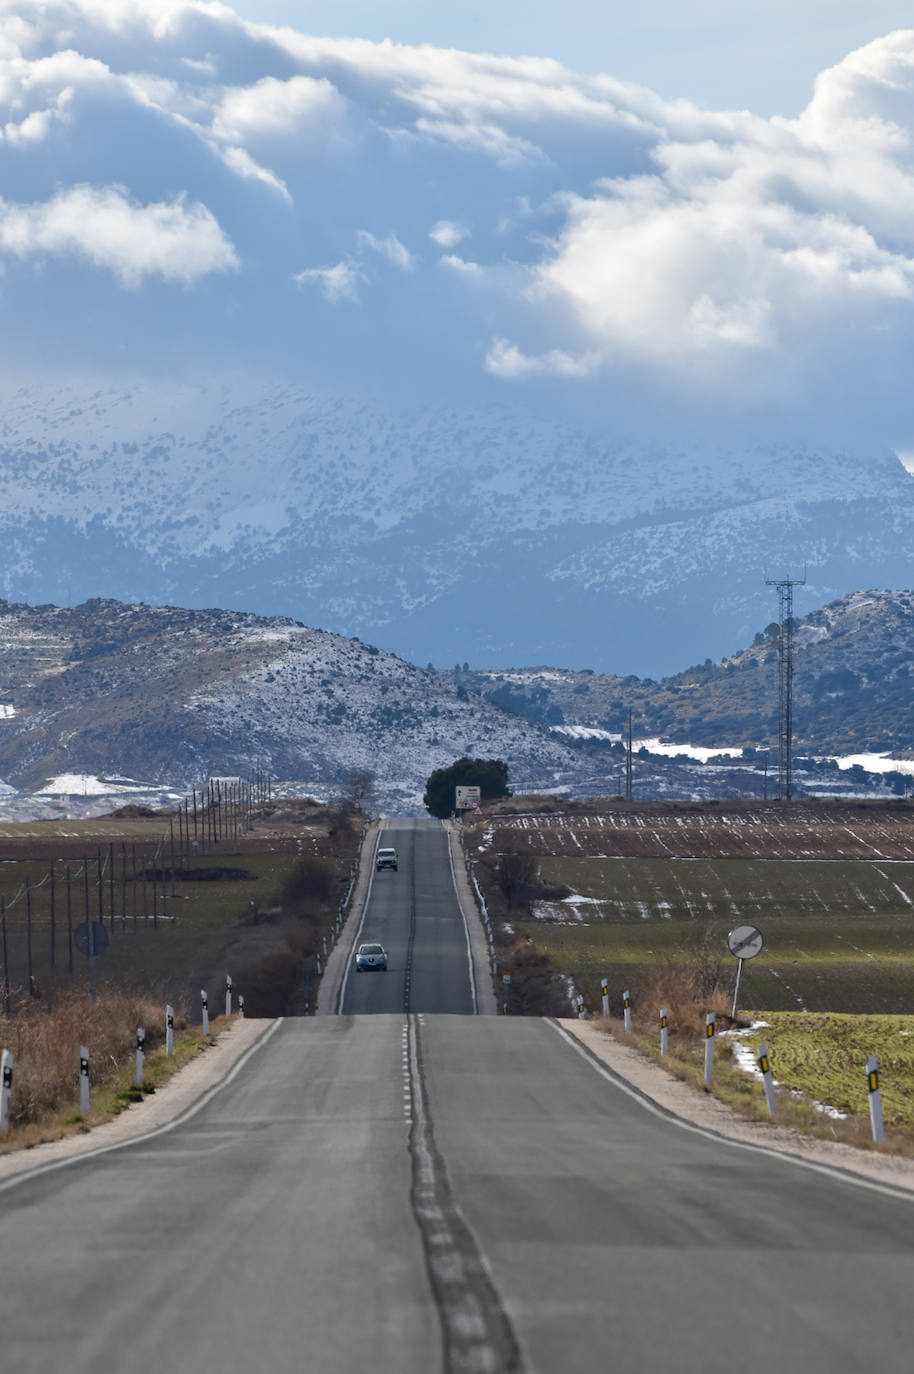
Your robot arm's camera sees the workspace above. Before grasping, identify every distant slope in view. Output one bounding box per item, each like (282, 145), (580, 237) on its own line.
(456, 590), (914, 755)
(0, 599), (580, 808)
(1, 380), (914, 675)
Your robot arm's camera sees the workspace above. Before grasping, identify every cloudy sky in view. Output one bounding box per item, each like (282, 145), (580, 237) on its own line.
(3, 1), (914, 445)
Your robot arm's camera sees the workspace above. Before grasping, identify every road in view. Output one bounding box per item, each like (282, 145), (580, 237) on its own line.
(337, 819), (476, 1016)
(3, 819), (914, 1372)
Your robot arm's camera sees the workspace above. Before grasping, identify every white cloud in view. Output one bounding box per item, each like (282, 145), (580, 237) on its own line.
(0, 184), (239, 285)
(212, 73), (343, 141)
(438, 253), (480, 274)
(429, 219), (469, 248)
(356, 230), (414, 270)
(4, 6), (914, 430)
(292, 259), (361, 302)
(485, 338), (599, 378)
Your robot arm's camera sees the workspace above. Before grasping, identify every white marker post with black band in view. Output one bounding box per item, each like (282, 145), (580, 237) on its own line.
(165, 1004), (174, 1057)
(757, 1041), (777, 1115)
(577, 995), (586, 1021)
(867, 1054), (885, 1143)
(704, 1013), (716, 1087)
(79, 1045), (90, 1117)
(601, 978), (610, 1018)
(201, 989), (209, 1036)
(502, 972), (510, 1016)
(623, 990), (632, 1033)
(225, 975), (233, 1019)
(660, 1008), (669, 1057)
(0, 1049), (12, 1135)
(238, 994), (245, 1019)
(727, 925), (763, 1018)
(135, 1027), (145, 1088)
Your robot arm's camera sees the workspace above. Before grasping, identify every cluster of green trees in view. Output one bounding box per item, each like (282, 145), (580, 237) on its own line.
(423, 757), (510, 818)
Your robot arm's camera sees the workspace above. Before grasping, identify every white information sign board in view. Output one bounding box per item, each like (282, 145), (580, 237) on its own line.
(455, 785), (481, 810)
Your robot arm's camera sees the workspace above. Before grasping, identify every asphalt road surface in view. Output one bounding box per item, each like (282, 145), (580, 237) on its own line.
(338, 819), (476, 1016)
(4, 823), (914, 1373)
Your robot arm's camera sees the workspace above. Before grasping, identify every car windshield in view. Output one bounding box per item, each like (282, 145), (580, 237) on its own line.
(378, 849), (395, 856)
(360, 944), (384, 954)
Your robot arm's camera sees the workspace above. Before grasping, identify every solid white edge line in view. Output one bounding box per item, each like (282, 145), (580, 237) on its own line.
(445, 821), (478, 1015)
(335, 829), (383, 1013)
(0, 1018), (285, 1196)
(547, 1019), (914, 1205)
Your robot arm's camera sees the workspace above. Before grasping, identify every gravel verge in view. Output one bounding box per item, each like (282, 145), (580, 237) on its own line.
(558, 1018), (914, 1195)
(0, 1017), (277, 1188)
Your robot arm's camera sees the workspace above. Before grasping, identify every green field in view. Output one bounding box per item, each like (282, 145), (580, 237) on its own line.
(502, 855), (914, 1015)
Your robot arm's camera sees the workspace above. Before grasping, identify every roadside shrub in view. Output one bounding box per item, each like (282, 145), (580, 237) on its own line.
(1, 986), (165, 1128)
(279, 855), (335, 909)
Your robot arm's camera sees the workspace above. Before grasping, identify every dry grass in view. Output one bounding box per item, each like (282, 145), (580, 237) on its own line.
(0, 983), (209, 1148)
(595, 965), (914, 1157)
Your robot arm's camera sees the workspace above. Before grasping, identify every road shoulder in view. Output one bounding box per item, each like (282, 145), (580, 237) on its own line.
(445, 820), (497, 1015)
(559, 1017), (914, 1194)
(0, 1017), (275, 1186)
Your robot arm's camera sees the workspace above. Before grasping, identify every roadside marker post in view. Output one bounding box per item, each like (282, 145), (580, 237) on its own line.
(238, 995), (245, 1019)
(867, 1054), (885, 1143)
(135, 1028), (145, 1088)
(316, 955), (322, 978)
(623, 990), (632, 1033)
(165, 1004), (175, 1057)
(704, 1013), (716, 1086)
(502, 972), (510, 1015)
(660, 1008), (669, 1057)
(0, 1049), (12, 1135)
(201, 990), (209, 1036)
(601, 979), (610, 1018)
(322, 936), (328, 959)
(757, 1042), (778, 1116)
(79, 1045), (90, 1117)
(577, 995), (586, 1020)
(225, 974), (233, 1018)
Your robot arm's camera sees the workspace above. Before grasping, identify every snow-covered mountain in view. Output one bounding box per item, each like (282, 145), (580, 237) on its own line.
(0, 597), (583, 809)
(2, 380), (912, 675)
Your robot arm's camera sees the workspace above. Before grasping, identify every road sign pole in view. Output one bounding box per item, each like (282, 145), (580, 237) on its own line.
(732, 958), (744, 1019)
(88, 918), (97, 1004)
(704, 1013), (716, 1086)
(757, 1042), (777, 1115)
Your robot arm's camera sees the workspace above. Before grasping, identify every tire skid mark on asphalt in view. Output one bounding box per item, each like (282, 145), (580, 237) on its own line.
(406, 1014), (524, 1374)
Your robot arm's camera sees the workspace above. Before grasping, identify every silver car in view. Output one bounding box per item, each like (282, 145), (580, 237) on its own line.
(355, 942), (388, 971)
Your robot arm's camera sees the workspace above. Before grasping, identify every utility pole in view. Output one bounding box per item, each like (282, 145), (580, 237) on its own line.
(626, 709), (634, 802)
(765, 569), (806, 801)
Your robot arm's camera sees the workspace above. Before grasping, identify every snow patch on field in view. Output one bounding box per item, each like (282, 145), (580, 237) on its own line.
(0, 704), (15, 718)
(37, 773), (152, 795)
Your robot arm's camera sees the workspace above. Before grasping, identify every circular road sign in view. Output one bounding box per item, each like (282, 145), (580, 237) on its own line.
(727, 925), (763, 960)
(74, 921), (110, 958)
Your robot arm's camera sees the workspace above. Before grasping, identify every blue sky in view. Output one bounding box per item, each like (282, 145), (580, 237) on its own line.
(4, 2), (914, 448)
(233, 1), (914, 116)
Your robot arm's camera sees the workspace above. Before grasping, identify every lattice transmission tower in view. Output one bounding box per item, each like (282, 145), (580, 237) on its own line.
(765, 569), (806, 800)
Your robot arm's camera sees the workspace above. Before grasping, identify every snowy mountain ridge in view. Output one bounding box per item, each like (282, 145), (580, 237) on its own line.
(1, 379), (912, 674)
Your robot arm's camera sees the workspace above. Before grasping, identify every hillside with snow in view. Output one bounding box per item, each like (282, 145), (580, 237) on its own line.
(1, 381), (913, 676)
(457, 589), (914, 757)
(0, 597), (586, 810)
